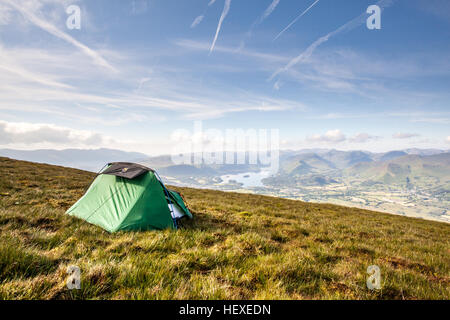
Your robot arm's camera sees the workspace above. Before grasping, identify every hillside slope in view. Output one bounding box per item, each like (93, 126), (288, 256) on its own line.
(0, 148), (149, 172)
(0, 157), (448, 300)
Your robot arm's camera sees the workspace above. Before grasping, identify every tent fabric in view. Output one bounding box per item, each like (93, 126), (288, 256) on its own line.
(66, 163), (191, 232)
(169, 203), (185, 219)
(167, 189), (192, 219)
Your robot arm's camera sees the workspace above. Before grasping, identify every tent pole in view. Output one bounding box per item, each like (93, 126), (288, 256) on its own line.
(83, 163), (108, 194)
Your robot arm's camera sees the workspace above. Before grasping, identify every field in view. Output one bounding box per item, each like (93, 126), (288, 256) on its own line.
(0, 157), (449, 299)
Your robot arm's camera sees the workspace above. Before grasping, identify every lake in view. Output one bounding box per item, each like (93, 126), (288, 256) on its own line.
(220, 170), (273, 188)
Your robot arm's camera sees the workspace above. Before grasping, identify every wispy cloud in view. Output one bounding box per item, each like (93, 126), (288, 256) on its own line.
(175, 39), (289, 63)
(446, 136), (450, 144)
(260, 0), (281, 23)
(239, 0), (281, 50)
(274, 0), (319, 41)
(191, 0), (220, 30)
(136, 77), (151, 91)
(0, 3), (12, 25)
(270, 0), (395, 80)
(0, 47), (72, 89)
(393, 133), (420, 139)
(307, 129), (346, 144)
(0, 45), (304, 124)
(209, 0), (231, 54)
(417, 0), (450, 22)
(131, 0), (149, 15)
(191, 15), (204, 28)
(410, 117), (450, 124)
(273, 80), (282, 90)
(4, 0), (116, 72)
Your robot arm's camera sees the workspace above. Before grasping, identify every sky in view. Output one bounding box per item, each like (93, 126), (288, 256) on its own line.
(0, 0), (449, 156)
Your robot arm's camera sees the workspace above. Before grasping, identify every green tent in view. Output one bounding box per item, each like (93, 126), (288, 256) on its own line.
(66, 162), (192, 232)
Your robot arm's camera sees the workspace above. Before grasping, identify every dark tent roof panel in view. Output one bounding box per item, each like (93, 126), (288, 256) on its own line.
(102, 162), (154, 179)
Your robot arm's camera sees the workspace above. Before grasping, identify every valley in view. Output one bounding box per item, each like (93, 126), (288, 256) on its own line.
(150, 150), (450, 223)
(2, 147), (449, 223)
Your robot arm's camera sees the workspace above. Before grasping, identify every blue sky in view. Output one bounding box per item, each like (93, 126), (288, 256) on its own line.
(0, 0), (449, 155)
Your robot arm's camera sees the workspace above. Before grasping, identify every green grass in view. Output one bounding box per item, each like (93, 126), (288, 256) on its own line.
(0, 157), (449, 300)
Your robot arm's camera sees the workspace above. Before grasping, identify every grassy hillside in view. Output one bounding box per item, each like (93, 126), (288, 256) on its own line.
(0, 157), (449, 300)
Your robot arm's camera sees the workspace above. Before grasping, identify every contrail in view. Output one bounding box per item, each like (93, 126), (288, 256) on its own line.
(190, 0), (219, 29)
(274, 0), (320, 41)
(209, 0), (231, 54)
(270, 0), (394, 80)
(238, 0), (281, 51)
(191, 15), (204, 28)
(260, 0), (280, 24)
(5, 0), (116, 72)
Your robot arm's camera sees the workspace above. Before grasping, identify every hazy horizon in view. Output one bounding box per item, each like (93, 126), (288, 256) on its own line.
(1, 146), (450, 159)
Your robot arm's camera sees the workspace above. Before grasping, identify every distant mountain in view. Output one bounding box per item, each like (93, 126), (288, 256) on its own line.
(0, 148), (149, 172)
(378, 151), (408, 162)
(320, 150), (373, 168)
(403, 148), (448, 156)
(1, 147), (448, 183)
(2, 147), (448, 223)
(263, 150), (450, 193)
(346, 153), (450, 188)
(139, 151), (263, 178)
(280, 153), (336, 175)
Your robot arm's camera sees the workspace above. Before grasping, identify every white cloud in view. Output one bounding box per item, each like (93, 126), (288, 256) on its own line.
(307, 129), (346, 144)
(446, 136), (450, 144)
(349, 133), (380, 143)
(392, 133), (420, 139)
(191, 15), (204, 28)
(0, 120), (113, 147)
(0, 120), (171, 155)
